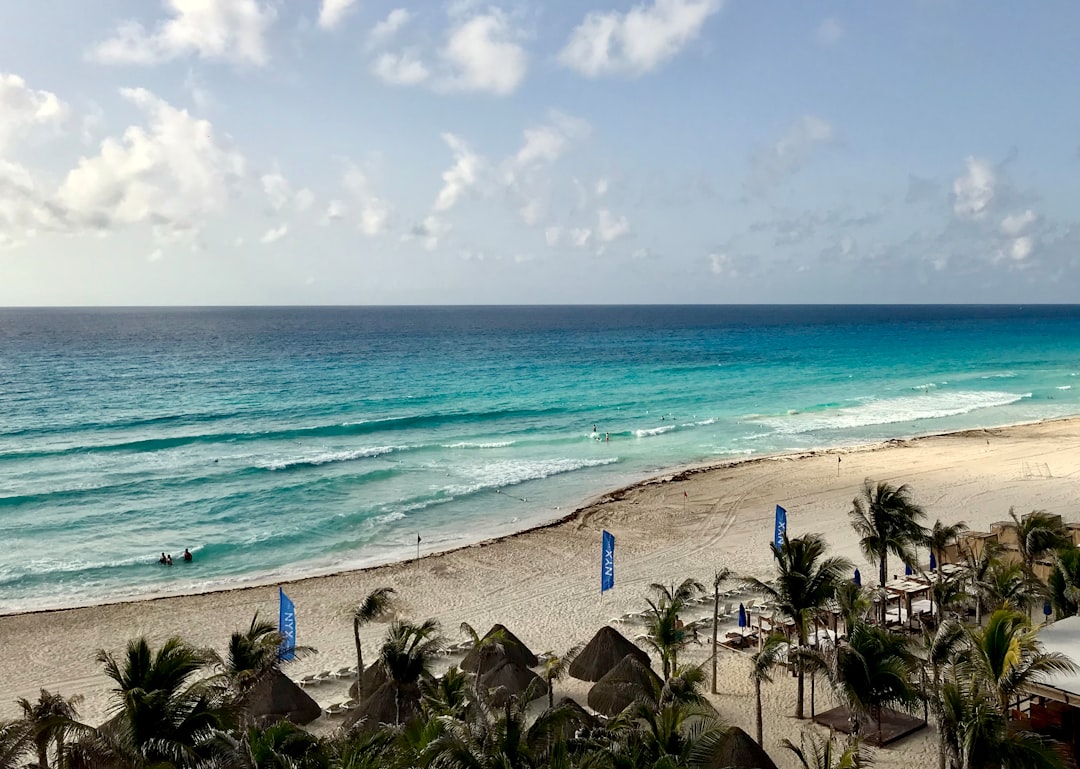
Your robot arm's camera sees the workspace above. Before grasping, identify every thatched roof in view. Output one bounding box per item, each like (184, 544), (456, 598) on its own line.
(570, 626), (651, 682)
(244, 670), (322, 726)
(586, 654), (662, 716)
(343, 680), (421, 732)
(349, 662), (388, 701)
(460, 624), (538, 674)
(705, 727), (781, 769)
(479, 660), (547, 707)
(551, 697), (598, 741)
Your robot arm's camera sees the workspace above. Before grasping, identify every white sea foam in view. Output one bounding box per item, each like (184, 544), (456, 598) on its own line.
(445, 457), (619, 496)
(634, 425), (677, 438)
(260, 446), (404, 470)
(750, 390), (1030, 435)
(442, 441), (515, 449)
(981, 372), (1017, 379)
(1057, 386), (1072, 391)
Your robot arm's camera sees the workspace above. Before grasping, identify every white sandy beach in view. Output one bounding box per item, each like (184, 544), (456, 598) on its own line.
(4, 417), (1080, 768)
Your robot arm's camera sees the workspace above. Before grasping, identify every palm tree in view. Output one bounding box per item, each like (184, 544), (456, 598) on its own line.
(850, 480), (927, 623)
(1048, 546), (1080, 619)
(611, 699), (731, 769)
(750, 633), (788, 747)
(217, 613), (314, 699)
(964, 609), (1075, 711)
(640, 578), (703, 681)
(825, 620), (919, 745)
(926, 519), (968, 578)
(834, 580), (871, 635)
(541, 644), (583, 709)
(648, 577), (705, 609)
(352, 586), (395, 701)
(923, 618), (966, 769)
(420, 665), (471, 719)
(745, 532), (852, 719)
(975, 559), (1041, 618)
(1010, 508), (1071, 577)
(964, 541), (1003, 625)
(0, 720), (30, 769)
(15, 689), (82, 769)
(710, 567), (733, 695)
(378, 618), (444, 725)
(459, 621), (510, 697)
(783, 729), (873, 769)
(85, 636), (235, 768)
(206, 720), (331, 769)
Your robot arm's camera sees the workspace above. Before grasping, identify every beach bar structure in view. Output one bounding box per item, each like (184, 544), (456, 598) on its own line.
(1015, 616), (1080, 765)
(942, 512), (1077, 584)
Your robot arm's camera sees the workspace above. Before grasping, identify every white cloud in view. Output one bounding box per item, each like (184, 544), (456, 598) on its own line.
(1001, 209), (1036, 236)
(372, 51), (431, 86)
(91, 0), (276, 67)
(519, 198), (544, 226)
(342, 165), (390, 236)
(815, 18), (843, 46)
(55, 88), (245, 241)
(595, 178), (609, 198)
(323, 199), (347, 224)
(410, 214), (450, 251)
(318, 0), (357, 30)
(294, 188), (314, 213)
(433, 133), (482, 212)
(709, 251), (734, 276)
(260, 171), (291, 211)
(1010, 235), (1033, 261)
(597, 209), (630, 242)
(437, 9), (527, 95)
(260, 223), (288, 243)
(952, 156), (995, 220)
(569, 227), (592, 248)
(544, 226), (561, 246)
(747, 115), (835, 193)
(559, 0), (722, 77)
(512, 112), (590, 171)
(369, 9), (412, 47)
(0, 73), (70, 151)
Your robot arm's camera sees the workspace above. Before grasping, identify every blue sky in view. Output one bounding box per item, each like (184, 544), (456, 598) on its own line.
(1, 0), (1078, 305)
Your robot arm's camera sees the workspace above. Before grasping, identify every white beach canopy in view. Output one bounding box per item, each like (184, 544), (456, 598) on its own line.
(1030, 616), (1080, 705)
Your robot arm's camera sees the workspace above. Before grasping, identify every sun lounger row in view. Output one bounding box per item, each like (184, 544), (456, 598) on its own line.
(323, 698), (360, 717)
(297, 666), (359, 687)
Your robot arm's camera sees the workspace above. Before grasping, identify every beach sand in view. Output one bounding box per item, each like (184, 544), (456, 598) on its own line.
(4, 417), (1080, 767)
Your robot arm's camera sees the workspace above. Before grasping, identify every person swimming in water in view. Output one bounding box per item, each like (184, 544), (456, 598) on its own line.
(183, 548), (192, 562)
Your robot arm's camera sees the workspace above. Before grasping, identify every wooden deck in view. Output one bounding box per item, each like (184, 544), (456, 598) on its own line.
(811, 706), (927, 747)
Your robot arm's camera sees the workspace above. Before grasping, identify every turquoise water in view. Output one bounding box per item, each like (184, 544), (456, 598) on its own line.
(2, 305), (1079, 613)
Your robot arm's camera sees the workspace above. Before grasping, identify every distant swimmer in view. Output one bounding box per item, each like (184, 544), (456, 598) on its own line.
(592, 424), (597, 433)
(166, 554), (173, 566)
(159, 552), (167, 565)
(183, 548), (193, 563)
(605, 432), (610, 442)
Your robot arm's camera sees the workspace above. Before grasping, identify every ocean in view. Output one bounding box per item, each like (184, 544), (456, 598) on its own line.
(1, 305), (1079, 613)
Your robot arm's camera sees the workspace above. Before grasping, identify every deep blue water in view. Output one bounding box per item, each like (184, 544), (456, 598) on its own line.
(1, 305), (1079, 612)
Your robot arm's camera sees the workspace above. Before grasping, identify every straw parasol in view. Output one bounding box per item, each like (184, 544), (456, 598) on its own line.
(587, 654), (662, 716)
(569, 626), (651, 682)
(551, 697), (598, 741)
(461, 624), (539, 674)
(244, 670), (322, 726)
(349, 661), (388, 701)
(479, 660), (547, 707)
(343, 680), (421, 731)
(704, 726), (781, 769)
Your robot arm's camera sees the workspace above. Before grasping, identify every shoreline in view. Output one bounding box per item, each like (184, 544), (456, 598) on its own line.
(5, 413), (1072, 620)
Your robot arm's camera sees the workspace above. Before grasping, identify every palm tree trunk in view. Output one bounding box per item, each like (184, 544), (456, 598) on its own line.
(354, 616), (364, 700)
(879, 554), (888, 624)
(395, 684), (401, 725)
(36, 742), (48, 769)
(755, 678), (764, 746)
(548, 677), (554, 710)
(712, 585), (720, 694)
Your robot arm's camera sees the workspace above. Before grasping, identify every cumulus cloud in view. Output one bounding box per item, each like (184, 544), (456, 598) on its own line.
(559, 0), (722, 77)
(709, 251), (734, 276)
(815, 18), (843, 46)
(952, 156), (995, 220)
(597, 209), (630, 242)
(1001, 209), (1036, 236)
(341, 165), (390, 236)
(260, 171), (291, 211)
(322, 199), (347, 224)
(0, 73), (70, 150)
(410, 214), (449, 251)
(512, 112), (590, 171)
(369, 8), (412, 47)
(372, 51), (431, 86)
(55, 88), (245, 241)
(437, 8), (527, 95)
(318, 0), (357, 30)
(260, 223), (288, 243)
(91, 0), (276, 67)
(569, 227), (592, 248)
(747, 115), (835, 193)
(433, 133), (482, 212)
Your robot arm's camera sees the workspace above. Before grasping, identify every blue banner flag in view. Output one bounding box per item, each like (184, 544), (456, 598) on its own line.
(279, 587), (296, 661)
(774, 505), (787, 548)
(601, 530), (615, 593)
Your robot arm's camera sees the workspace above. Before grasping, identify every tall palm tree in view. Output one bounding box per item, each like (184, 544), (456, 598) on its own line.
(964, 609), (1075, 711)
(834, 581), (871, 635)
(15, 689), (82, 769)
(1048, 546), (1080, 619)
(1010, 508), (1071, 577)
(923, 618), (966, 769)
(710, 567), (733, 695)
(964, 541), (1003, 626)
(750, 633), (788, 747)
(926, 519), (968, 578)
(0, 720), (30, 769)
(850, 480), (927, 624)
(648, 578), (705, 609)
(378, 618), (444, 725)
(352, 586), (396, 701)
(745, 532), (852, 719)
(217, 613), (314, 698)
(639, 577), (703, 681)
(85, 636), (236, 768)
(783, 729), (873, 769)
(975, 560), (1041, 619)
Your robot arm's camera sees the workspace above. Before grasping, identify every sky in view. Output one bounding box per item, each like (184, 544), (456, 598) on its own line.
(1, 1), (1078, 305)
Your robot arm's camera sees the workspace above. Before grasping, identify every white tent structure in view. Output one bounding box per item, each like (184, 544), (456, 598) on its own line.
(1029, 616), (1080, 706)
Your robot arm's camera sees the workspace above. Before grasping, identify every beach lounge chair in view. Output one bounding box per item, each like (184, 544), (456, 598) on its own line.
(323, 702), (348, 717)
(335, 666), (355, 678)
(298, 674), (320, 688)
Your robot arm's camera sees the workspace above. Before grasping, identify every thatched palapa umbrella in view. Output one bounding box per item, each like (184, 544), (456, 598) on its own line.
(479, 660), (547, 707)
(343, 680), (422, 731)
(461, 624), (538, 674)
(569, 626), (651, 682)
(244, 670), (322, 726)
(705, 726), (781, 769)
(349, 661), (388, 701)
(587, 654), (662, 716)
